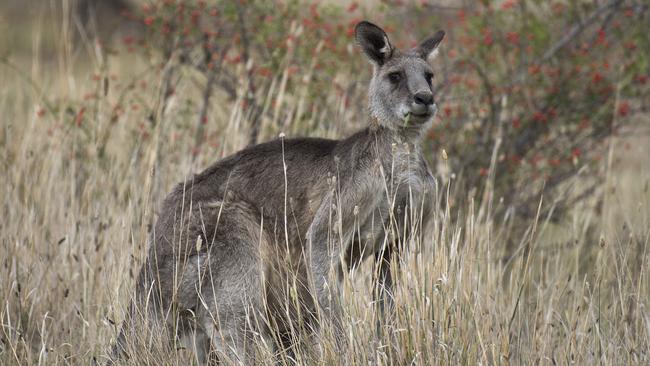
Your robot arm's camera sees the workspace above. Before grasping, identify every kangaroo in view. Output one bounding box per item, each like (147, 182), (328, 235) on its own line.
(112, 21), (444, 364)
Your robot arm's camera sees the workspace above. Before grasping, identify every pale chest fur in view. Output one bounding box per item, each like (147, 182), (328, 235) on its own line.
(376, 141), (431, 200)
(352, 141), (434, 254)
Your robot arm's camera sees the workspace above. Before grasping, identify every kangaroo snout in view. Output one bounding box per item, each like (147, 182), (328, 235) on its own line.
(414, 91), (433, 106)
(411, 91), (434, 115)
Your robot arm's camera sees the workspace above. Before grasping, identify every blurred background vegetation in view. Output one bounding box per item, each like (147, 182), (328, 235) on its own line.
(0, 1), (648, 364)
(2, 0), (647, 223)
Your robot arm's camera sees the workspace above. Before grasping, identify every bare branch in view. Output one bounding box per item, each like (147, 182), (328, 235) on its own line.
(235, 5), (265, 146)
(541, 0), (623, 62)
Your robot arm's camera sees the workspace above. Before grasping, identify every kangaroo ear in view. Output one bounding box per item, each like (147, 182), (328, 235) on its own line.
(416, 30), (445, 63)
(355, 21), (394, 65)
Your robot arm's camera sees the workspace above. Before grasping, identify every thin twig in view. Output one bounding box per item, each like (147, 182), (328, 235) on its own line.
(194, 40), (230, 150)
(541, 0), (623, 62)
(235, 5), (264, 145)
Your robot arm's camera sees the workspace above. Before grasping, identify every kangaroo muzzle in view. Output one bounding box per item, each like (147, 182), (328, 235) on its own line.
(410, 91), (434, 116)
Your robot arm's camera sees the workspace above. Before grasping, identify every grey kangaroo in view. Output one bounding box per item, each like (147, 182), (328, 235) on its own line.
(112, 21), (444, 364)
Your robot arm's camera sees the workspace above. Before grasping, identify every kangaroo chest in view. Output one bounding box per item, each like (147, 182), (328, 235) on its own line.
(348, 144), (433, 260)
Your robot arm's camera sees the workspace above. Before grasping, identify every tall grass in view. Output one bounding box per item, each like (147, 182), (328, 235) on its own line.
(1, 4), (648, 365)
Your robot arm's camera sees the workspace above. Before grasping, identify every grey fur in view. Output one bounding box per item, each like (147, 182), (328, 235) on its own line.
(112, 21), (445, 364)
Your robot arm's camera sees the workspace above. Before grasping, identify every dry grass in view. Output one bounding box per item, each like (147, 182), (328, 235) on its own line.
(1, 7), (649, 365)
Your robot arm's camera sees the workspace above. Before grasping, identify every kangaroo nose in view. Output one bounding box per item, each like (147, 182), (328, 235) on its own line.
(414, 91), (433, 106)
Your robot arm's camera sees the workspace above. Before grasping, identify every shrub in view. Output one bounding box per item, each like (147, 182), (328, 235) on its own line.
(82, 0), (648, 226)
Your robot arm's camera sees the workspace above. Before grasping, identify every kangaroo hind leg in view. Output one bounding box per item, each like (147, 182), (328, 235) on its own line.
(196, 200), (270, 365)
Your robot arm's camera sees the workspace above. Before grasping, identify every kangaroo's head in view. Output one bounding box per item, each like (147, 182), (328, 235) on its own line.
(355, 21), (445, 132)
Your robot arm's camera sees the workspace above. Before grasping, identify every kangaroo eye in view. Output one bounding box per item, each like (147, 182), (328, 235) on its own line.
(424, 72), (434, 86)
(387, 72), (402, 84)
